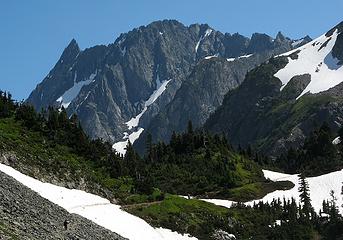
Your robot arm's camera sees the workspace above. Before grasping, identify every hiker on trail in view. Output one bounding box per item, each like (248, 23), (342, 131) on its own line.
(64, 220), (69, 230)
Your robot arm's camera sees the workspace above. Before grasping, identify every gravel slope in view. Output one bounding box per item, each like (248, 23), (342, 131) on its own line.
(0, 171), (127, 240)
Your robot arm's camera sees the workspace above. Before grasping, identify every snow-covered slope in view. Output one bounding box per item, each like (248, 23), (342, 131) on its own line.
(113, 73), (172, 155)
(333, 136), (341, 145)
(275, 28), (343, 99)
(56, 70), (97, 109)
(204, 169), (343, 214)
(195, 28), (213, 53)
(0, 163), (196, 240)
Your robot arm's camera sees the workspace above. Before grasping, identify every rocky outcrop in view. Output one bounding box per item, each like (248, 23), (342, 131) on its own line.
(332, 25), (343, 64)
(0, 171), (126, 240)
(205, 59), (343, 157)
(280, 74), (311, 100)
(212, 230), (236, 240)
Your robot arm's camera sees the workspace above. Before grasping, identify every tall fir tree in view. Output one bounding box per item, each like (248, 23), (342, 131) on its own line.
(328, 190), (339, 222)
(298, 173), (313, 221)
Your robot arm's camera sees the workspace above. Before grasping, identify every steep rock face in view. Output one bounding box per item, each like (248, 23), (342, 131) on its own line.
(247, 33), (274, 53)
(27, 19), (308, 152)
(28, 20), (203, 142)
(27, 39), (81, 110)
(27, 20), (244, 143)
(331, 22), (343, 64)
(205, 21), (343, 156)
(134, 35), (309, 153)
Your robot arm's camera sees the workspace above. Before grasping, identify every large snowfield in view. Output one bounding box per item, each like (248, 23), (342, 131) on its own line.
(275, 29), (343, 99)
(204, 169), (343, 214)
(0, 163), (196, 240)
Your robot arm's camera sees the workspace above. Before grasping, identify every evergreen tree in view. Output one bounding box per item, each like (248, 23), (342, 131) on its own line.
(298, 173), (313, 221)
(15, 104), (38, 129)
(58, 107), (68, 129)
(145, 132), (154, 163)
(47, 107), (59, 130)
(322, 200), (329, 214)
(328, 190), (339, 222)
(124, 141), (138, 177)
(0, 91), (15, 118)
(276, 122), (341, 176)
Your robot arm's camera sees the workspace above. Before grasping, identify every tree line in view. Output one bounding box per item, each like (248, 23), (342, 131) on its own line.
(0, 92), (263, 197)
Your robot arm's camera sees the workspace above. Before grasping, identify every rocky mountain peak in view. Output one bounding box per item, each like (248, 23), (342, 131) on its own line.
(68, 38), (79, 49)
(303, 35), (312, 42)
(149, 19), (183, 28)
(275, 31), (286, 42)
(247, 33), (274, 53)
(60, 38), (80, 65)
(27, 20), (307, 153)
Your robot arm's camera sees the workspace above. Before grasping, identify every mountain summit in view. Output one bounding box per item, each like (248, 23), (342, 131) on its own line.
(27, 20), (309, 154)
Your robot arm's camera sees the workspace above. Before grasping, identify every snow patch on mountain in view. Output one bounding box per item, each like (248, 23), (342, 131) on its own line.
(56, 70), (97, 109)
(113, 71), (172, 155)
(204, 54), (218, 60)
(203, 169), (343, 214)
(202, 199), (235, 209)
(226, 54), (253, 62)
(112, 128), (144, 155)
(75, 91), (92, 111)
(275, 29), (343, 99)
(195, 29), (213, 53)
(126, 76), (171, 130)
(120, 46), (127, 56)
(291, 37), (309, 48)
(333, 136), (341, 145)
(291, 39), (304, 47)
(0, 163), (197, 240)
(205, 53), (253, 61)
(238, 54), (253, 59)
(226, 58), (235, 62)
(117, 37), (127, 56)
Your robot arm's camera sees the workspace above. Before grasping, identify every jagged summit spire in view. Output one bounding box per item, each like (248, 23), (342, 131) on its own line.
(303, 35), (312, 42)
(66, 38), (80, 51)
(275, 31), (286, 41)
(60, 38), (80, 64)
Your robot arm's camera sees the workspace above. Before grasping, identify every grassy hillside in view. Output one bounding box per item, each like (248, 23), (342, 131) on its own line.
(0, 116), (135, 200)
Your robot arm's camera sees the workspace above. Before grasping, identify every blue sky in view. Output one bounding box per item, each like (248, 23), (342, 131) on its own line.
(1, 0), (342, 100)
